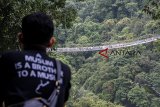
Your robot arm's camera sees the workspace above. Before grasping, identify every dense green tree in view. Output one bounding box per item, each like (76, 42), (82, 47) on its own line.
(143, 0), (160, 20)
(0, 0), (77, 51)
(128, 85), (150, 107)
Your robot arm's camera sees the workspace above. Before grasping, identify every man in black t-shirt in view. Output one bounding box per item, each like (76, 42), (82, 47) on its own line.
(0, 12), (71, 107)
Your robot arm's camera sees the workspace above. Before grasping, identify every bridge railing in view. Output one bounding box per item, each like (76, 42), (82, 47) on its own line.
(47, 35), (160, 53)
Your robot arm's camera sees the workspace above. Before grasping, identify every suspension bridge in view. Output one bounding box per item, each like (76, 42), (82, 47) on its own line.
(48, 35), (160, 53)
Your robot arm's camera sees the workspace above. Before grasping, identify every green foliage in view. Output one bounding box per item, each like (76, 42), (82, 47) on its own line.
(77, 36), (90, 44)
(143, 0), (160, 20)
(150, 98), (160, 107)
(128, 85), (150, 107)
(48, 52), (70, 65)
(68, 88), (123, 107)
(0, 0), (78, 51)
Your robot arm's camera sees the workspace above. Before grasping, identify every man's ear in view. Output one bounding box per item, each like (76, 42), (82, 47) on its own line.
(18, 32), (24, 44)
(48, 36), (56, 47)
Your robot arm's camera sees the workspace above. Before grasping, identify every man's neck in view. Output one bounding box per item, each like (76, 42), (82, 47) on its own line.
(23, 44), (47, 53)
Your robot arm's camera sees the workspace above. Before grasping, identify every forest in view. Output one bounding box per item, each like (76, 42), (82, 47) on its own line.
(0, 0), (160, 107)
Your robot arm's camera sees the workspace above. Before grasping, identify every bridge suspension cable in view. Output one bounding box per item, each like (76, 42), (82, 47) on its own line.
(47, 35), (160, 53)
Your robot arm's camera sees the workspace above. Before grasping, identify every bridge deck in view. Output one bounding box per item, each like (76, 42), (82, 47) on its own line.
(47, 35), (160, 53)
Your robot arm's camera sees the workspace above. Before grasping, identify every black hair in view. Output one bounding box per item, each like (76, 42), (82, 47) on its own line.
(22, 12), (54, 45)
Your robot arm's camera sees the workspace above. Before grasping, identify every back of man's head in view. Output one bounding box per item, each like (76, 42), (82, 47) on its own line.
(22, 12), (54, 46)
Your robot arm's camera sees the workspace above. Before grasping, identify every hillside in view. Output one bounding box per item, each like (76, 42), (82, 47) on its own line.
(54, 0), (160, 107)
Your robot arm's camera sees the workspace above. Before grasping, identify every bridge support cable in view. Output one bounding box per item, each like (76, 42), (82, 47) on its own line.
(47, 35), (160, 53)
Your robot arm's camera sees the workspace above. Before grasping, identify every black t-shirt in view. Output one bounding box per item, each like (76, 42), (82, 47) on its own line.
(0, 49), (71, 107)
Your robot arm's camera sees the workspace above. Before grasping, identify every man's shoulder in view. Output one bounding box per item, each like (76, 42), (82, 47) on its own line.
(58, 60), (70, 71)
(57, 60), (71, 77)
(0, 51), (22, 67)
(0, 51), (23, 58)
(0, 52), (2, 58)
(2, 50), (22, 54)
